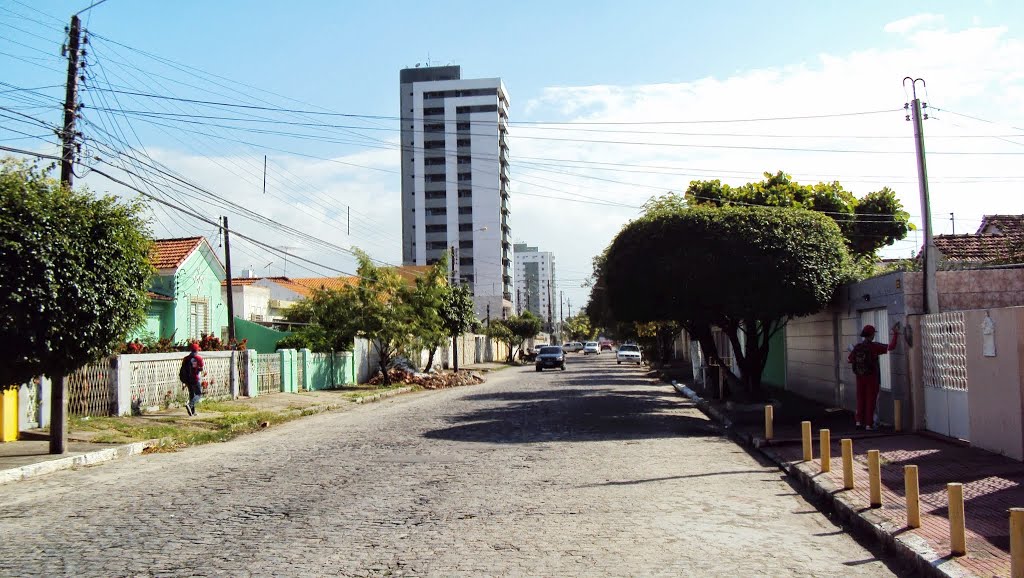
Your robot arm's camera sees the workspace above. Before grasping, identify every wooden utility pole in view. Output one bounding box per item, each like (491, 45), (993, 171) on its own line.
(905, 77), (939, 314)
(51, 15), (82, 455)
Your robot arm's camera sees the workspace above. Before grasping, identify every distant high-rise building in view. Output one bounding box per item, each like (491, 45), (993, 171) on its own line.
(513, 243), (556, 328)
(399, 66), (512, 320)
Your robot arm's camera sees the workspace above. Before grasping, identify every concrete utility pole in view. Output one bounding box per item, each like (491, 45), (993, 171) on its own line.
(223, 216), (236, 342)
(904, 77), (939, 314)
(51, 15), (82, 455)
(559, 291), (564, 343)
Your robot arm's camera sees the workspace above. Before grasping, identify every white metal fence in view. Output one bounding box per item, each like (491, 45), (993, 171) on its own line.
(256, 353), (281, 396)
(921, 311), (970, 440)
(67, 359), (116, 418)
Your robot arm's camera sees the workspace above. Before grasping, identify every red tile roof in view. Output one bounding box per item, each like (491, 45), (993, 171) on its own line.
(976, 215), (1024, 236)
(146, 291), (173, 302)
(150, 237), (204, 270)
(934, 233), (1024, 263)
(219, 266), (434, 295)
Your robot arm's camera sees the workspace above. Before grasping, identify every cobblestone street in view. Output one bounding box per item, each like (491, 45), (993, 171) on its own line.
(0, 355), (899, 577)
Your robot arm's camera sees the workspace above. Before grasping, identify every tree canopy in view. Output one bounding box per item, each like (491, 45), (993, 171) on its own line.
(684, 171), (912, 259)
(487, 311), (542, 362)
(602, 202), (850, 394)
(0, 159), (153, 386)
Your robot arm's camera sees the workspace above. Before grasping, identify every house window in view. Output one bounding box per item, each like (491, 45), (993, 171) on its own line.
(189, 298), (210, 340)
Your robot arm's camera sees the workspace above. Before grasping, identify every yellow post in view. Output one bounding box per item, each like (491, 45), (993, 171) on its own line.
(894, 399), (903, 432)
(820, 429), (831, 473)
(905, 465), (920, 528)
(801, 421), (813, 462)
(868, 450), (882, 508)
(0, 387), (18, 442)
(842, 438), (854, 490)
(948, 483), (967, 556)
(764, 405), (774, 441)
(1011, 508), (1024, 578)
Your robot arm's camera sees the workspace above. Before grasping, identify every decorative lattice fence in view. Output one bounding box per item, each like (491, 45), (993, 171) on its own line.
(922, 311), (968, 392)
(257, 353), (281, 396)
(67, 359), (116, 417)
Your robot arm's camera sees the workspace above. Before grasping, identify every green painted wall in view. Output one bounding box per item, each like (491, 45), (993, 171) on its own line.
(761, 325), (787, 388)
(170, 242), (227, 341)
(234, 317), (291, 353)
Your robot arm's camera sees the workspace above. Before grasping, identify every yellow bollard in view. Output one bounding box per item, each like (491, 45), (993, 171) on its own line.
(1011, 508), (1024, 578)
(905, 465), (921, 528)
(820, 429), (831, 473)
(802, 421), (813, 462)
(868, 450), (882, 508)
(894, 399), (903, 432)
(842, 438), (854, 490)
(764, 405), (774, 441)
(948, 483), (967, 556)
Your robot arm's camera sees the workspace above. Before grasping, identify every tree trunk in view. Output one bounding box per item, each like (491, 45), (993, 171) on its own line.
(452, 335), (460, 372)
(424, 346), (437, 372)
(49, 374), (67, 454)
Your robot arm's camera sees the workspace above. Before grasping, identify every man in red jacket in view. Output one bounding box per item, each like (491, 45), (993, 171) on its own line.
(183, 342), (205, 416)
(848, 323), (899, 430)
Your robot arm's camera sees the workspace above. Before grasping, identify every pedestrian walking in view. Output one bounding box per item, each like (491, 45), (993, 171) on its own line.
(848, 323), (899, 430)
(179, 342), (205, 416)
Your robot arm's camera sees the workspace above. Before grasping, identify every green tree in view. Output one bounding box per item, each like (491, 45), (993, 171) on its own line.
(276, 286), (358, 353)
(439, 284), (477, 371)
(685, 171), (911, 260)
(408, 256), (450, 371)
(563, 313), (595, 341)
(487, 311), (543, 362)
(0, 159), (152, 449)
(348, 252), (417, 384)
(603, 203), (850, 395)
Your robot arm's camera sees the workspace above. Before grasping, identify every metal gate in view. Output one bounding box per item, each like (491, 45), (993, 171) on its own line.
(921, 312), (970, 440)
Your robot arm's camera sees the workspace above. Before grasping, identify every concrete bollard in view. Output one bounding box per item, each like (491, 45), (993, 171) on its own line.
(764, 405), (774, 441)
(802, 421), (813, 462)
(1011, 508), (1024, 578)
(868, 450), (882, 508)
(820, 429), (831, 473)
(842, 438), (854, 490)
(948, 483), (967, 556)
(894, 399), (903, 432)
(905, 465), (921, 528)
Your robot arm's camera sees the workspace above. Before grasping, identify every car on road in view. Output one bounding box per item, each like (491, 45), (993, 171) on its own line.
(535, 346), (566, 371)
(583, 341), (600, 355)
(562, 342), (584, 353)
(600, 342), (614, 352)
(616, 344), (642, 365)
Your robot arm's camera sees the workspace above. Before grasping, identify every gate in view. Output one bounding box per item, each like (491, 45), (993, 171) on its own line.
(921, 312), (970, 440)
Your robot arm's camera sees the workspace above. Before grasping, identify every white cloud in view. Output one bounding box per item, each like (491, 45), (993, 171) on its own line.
(884, 13), (946, 34)
(511, 20), (1024, 309)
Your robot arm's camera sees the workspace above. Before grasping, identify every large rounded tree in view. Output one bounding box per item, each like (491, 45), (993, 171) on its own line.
(603, 203), (850, 394)
(1, 159), (152, 402)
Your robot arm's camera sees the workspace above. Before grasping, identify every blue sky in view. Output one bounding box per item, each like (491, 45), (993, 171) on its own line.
(3, 0), (1024, 312)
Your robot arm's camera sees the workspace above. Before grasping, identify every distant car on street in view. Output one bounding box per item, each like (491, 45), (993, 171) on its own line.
(562, 342), (583, 353)
(616, 344), (642, 366)
(583, 342), (600, 355)
(535, 346), (566, 371)
(600, 342), (614, 352)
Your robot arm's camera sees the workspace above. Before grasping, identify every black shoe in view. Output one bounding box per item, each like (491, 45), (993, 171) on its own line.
(185, 404), (194, 416)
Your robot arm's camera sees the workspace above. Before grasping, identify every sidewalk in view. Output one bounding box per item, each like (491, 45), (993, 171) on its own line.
(676, 381), (1022, 578)
(0, 386), (414, 486)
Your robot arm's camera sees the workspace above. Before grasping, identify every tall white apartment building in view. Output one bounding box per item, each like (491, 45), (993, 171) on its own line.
(400, 66), (513, 321)
(513, 243), (556, 329)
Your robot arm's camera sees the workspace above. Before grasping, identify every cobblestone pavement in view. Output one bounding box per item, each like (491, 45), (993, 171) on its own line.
(0, 355), (899, 577)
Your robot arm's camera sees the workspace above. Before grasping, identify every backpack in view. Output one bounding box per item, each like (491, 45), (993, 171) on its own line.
(851, 344), (873, 376)
(179, 355), (193, 384)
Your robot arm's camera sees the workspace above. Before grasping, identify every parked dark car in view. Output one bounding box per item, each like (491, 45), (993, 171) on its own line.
(535, 346), (566, 371)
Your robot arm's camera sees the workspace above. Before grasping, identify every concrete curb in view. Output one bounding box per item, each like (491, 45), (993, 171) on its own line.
(671, 382), (975, 578)
(0, 439), (160, 486)
(353, 386), (413, 404)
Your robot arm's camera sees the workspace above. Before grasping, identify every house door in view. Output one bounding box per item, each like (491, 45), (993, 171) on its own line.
(920, 312), (970, 441)
(859, 308), (892, 391)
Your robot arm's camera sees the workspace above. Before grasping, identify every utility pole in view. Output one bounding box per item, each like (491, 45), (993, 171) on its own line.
(51, 15), (83, 455)
(546, 280), (553, 333)
(223, 216), (236, 342)
(559, 290), (564, 343)
(905, 77), (939, 314)
(449, 246), (457, 286)
(486, 303), (490, 327)
(950, 213), (955, 236)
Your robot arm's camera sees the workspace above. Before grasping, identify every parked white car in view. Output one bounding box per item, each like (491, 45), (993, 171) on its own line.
(562, 342), (584, 353)
(616, 344), (642, 365)
(583, 341), (600, 355)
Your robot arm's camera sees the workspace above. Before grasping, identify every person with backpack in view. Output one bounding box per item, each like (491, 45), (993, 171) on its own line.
(179, 342), (205, 416)
(848, 323), (900, 430)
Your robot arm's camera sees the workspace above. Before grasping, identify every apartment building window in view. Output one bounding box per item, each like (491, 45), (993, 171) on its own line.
(458, 172), (471, 181)
(457, 122), (470, 131)
(461, 257), (474, 266)
(425, 224), (447, 233)
(424, 123), (444, 132)
(425, 191), (446, 200)
(423, 107), (444, 116)
(459, 240), (473, 249)
(427, 208), (446, 216)
(427, 241), (448, 250)
(459, 223), (473, 231)
(458, 206), (473, 215)
(457, 155), (471, 164)
(456, 105), (498, 114)
(424, 157), (445, 166)
(457, 138), (470, 147)
(458, 189), (472, 198)
(424, 140), (445, 149)
(426, 174), (446, 183)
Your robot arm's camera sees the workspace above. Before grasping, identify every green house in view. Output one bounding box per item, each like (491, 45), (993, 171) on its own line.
(132, 236), (229, 343)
